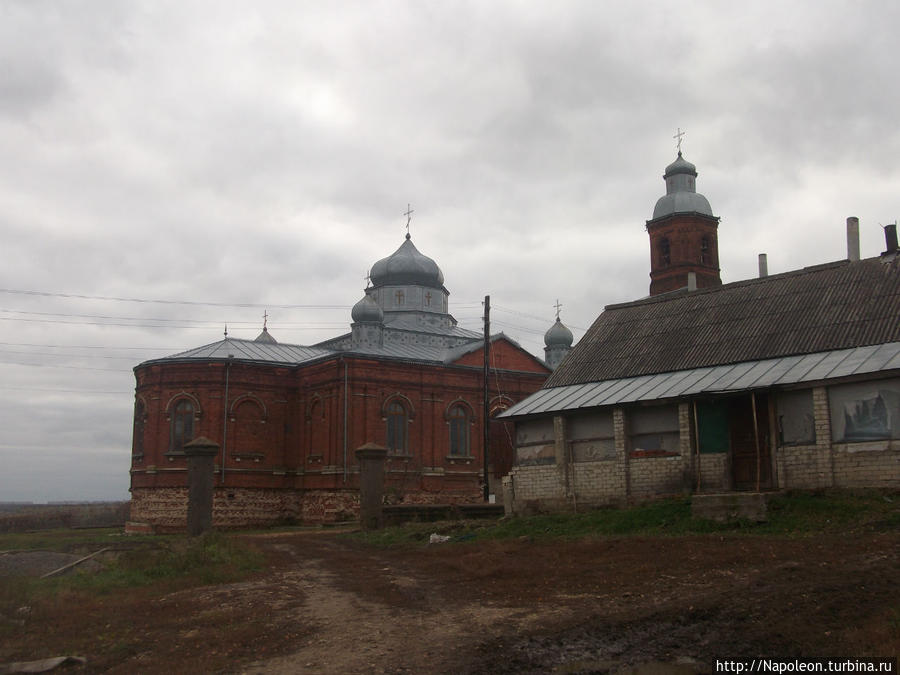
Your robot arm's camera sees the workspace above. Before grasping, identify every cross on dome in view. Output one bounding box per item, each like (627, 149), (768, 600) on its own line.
(673, 127), (685, 154)
(404, 203), (414, 240)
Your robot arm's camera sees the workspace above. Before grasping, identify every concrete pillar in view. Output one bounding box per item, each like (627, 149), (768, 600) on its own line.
(184, 436), (220, 536)
(355, 442), (388, 530)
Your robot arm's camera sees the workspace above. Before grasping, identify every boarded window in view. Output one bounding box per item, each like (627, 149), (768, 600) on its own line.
(697, 400), (729, 453)
(629, 405), (680, 455)
(515, 418), (555, 466)
(568, 411), (615, 461)
(829, 379), (900, 442)
(776, 390), (815, 446)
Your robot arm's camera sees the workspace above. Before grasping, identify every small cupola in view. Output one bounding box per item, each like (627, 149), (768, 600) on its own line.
(543, 305), (574, 370)
(351, 294), (384, 324)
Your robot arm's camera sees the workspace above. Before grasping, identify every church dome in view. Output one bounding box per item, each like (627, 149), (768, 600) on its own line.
(664, 153), (697, 177)
(351, 294), (384, 323)
(369, 235), (444, 288)
(652, 151), (714, 220)
(254, 327), (278, 344)
(544, 317), (574, 348)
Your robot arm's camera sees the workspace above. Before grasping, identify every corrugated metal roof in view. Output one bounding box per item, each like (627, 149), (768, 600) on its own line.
(547, 255), (900, 387)
(500, 341), (900, 418)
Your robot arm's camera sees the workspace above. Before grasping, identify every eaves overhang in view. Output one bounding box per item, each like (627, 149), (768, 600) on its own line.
(499, 341), (900, 420)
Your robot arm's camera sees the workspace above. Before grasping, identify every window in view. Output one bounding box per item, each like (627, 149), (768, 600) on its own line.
(132, 399), (145, 458)
(776, 390), (815, 446)
(629, 404), (680, 456)
(448, 404), (470, 456)
(386, 401), (408, 454)
(170, 399), (194, 453)
(829, 379), (900, 442)
(658, 237), (671, 266)
(700, 236), (710, 264)
(568, 411), (615, 461)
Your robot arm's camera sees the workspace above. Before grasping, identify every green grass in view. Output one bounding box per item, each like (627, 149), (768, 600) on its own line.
(0, 527), (144, 553)
(0, 532), (265, 612)
(350, 490), (899, 547)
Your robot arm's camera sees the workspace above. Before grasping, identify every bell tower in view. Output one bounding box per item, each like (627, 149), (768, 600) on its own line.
(646, 151), (721, 295)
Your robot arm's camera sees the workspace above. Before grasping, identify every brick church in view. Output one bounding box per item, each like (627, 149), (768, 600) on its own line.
(128, 231), (554, 531)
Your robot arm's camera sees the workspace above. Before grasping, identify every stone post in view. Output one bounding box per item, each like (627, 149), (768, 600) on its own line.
(355, 442), (388, 530)
(184, 436), (220, 536)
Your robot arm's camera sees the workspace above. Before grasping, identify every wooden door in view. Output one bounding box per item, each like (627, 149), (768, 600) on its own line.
(729, 394), (771, 490)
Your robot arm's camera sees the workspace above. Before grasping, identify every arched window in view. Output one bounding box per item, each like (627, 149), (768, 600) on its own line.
(386, 401), (408, 455)
(448, 404), (470, 456)
(132, 399), (146, 459)
(700, 235), (710, 264)
(170, 399), (194, 453)
(659, 237), (671, 266)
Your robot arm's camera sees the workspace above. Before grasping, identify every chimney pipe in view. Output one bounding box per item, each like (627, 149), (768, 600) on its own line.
(687, 271), (697, 291)
(758, 253), (768, 278)
(884, 222), (899, 254)
(846, 217), (860, 261)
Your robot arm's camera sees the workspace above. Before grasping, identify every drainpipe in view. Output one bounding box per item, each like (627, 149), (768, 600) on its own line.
(343, 358), (349, 484)
(221, 355), (233, 484)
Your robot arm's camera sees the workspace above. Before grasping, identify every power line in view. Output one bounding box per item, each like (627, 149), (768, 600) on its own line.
(0, 287), (351, 310)
(0, 360), (129, 372)
(0, 386), (130, 394)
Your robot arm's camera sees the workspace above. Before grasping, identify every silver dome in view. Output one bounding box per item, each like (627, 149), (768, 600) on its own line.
(544, 318), (574, 348)
(369, 235), (445, 288)
(652, 152), (714, 219)
(351, 294), (384, 323)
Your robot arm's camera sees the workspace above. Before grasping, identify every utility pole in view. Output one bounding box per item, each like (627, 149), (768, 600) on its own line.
(483, 295), (490, 501)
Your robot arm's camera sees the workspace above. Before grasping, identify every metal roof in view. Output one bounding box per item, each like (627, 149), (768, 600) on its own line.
(500, 341), (900, 419)
(139, 338), (334, 367)
(547, 255), (900, 388)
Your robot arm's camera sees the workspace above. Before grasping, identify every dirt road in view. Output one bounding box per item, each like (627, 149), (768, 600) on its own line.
(4, 528), (898, 673)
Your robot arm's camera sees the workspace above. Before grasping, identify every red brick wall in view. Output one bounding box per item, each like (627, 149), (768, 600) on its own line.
(130, 349), (547, 524)
(647, 213), (721, 295)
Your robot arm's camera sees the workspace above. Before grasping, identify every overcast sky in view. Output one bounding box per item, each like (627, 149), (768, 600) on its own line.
(1, 1), (897, 502)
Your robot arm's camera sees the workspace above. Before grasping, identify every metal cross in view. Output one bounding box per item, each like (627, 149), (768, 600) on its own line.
(262, 310), (268, 330)
(554, 299), (563, 320)
(404, 203), (414, 236)
(673, 127), (685, 154)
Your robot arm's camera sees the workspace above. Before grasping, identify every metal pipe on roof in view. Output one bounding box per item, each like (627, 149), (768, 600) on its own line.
(758, 254), (768, 278)
(846, 217), (860, 262)
(884, 222), (899, 254)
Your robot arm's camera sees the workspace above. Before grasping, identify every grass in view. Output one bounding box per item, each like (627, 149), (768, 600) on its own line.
(0, 527), (141, 553)
(350, 489), (899, 548)
(0, 532), (265, 625)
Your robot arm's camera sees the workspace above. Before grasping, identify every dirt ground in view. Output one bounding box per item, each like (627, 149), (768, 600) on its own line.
(2, 527), (898, 674)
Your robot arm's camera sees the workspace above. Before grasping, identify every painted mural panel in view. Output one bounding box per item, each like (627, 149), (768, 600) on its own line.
(829, 378), (900, 442)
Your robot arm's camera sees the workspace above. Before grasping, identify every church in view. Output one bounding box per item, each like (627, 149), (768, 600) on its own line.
(128, 232), (554, 531)
(502, 151), (900, 513)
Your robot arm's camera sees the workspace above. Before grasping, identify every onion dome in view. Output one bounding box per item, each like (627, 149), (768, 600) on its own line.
(369, 235), (444, 288)
(351, 294), (384, 323)
(254, 327), (278, 344)
(544, 317), (574, 348)
(652, 152), (713, 219)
